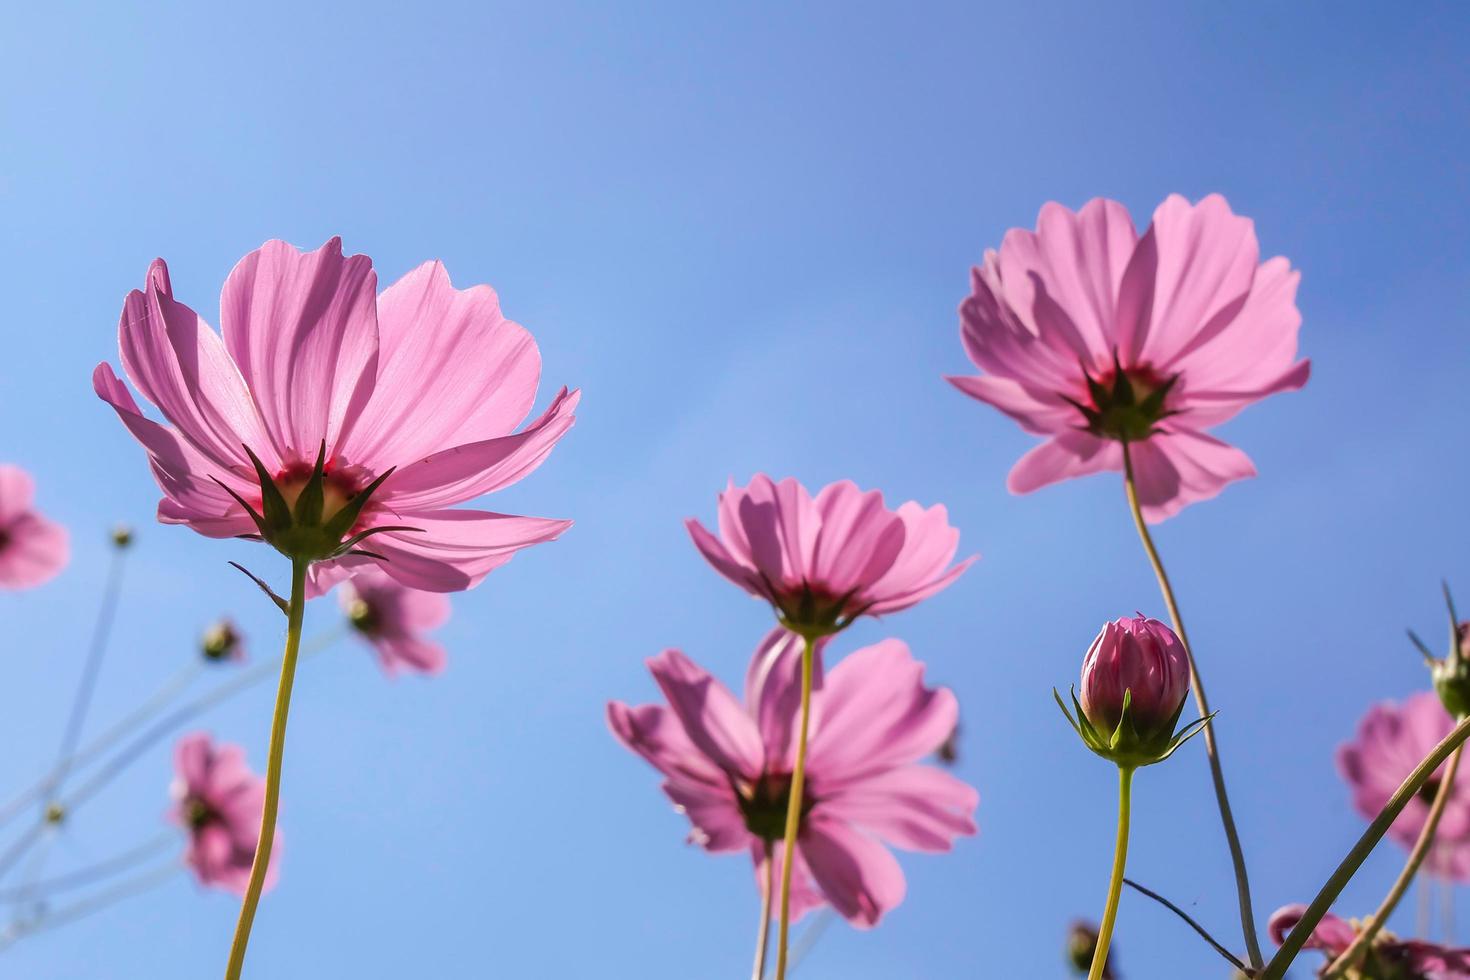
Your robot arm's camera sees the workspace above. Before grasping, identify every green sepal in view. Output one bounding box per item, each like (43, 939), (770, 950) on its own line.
(211, 477), (271, 540)
(328, 524), (423, 559)
(1108, 349), (1134, 406)
(1060, 685), (1210, 769)
(293, 441), (328, 526)
(227, 561), (289, 616)
(242, 444), (292, 534)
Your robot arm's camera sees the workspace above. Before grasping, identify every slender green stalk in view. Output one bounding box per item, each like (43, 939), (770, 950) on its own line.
(1121, 441), (1263, 968)
(225, 558), (308, 980)
(0, 832), (174, 902)
(752, 842), (774, 980)
(1089, 766), (1133, 980)
(773, 634), (816, 980)
(1324, 744), (1464, 977)
(1262, 713), (1470, 979)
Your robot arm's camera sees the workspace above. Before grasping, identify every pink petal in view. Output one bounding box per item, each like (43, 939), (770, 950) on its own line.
(117, 259), (270, 472)
(945, 374), (1074, 435)
(798, 813), (906, 928)
(685, 518), (768, 600)
(808, 639), (958, 785)
(1267, 905), (1356, 955)
(744, 629), (826, 772)
(340, 261), (544, 464)
(866, 502), (971, 615)
(991, 199), (1137, 363)
(1006, 431), (1120, 495)
(821, 765), (978, 852)
(173, 732), (213, 790)
(809, 482), (907, 598)
(377, 388), (579, 510)
(94, 364), (257, 538)
(373, 636), (447, 676)
(755, 841), (827, 924)
(1124, 194), (1260, 367)
(1128, 429), (1257, 523)
(607, 701), (729, 789)
(337, 509), (572, 593)
(219, 238), (379, 462)
(0, 465), (36, 522)
(663, 779), (749, 852)
(646, 649), (764, 781)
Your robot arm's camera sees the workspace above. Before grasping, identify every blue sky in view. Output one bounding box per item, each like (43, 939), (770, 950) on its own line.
(1, 2), (1468, 977)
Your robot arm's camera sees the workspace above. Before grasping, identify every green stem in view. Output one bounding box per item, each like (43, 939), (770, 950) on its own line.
(1262, 713), (1470, 979)
(773, 634), (816, 980)
(752, 841), (774, 980)
(225, 558), (308, 980)
(1089, 766), (1133, 980)
(1121, 441), (1263, 968)
(1324, 743), (1464, 977)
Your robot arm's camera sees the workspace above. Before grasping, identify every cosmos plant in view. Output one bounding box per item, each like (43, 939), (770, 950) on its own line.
(0, 198), (1463, 980)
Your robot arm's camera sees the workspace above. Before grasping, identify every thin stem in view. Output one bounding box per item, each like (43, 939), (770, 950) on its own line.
(786, 909), (834, 976)
(0, 832), (174, 902)
(1419, 874), (1431, 938)
(1444, 877), (1456, 944)
(1123, 878), (1246, 972)
(1262, 713), (1470, 980)
(40, 546), (129, 807)
(773, 634), (816, 980)
(1089, 766), (1133, 980)
(752, 841), (774, 980)
(0, 861), (178, 952)
(225, 558), (308, 980)
(1121, 441), (1263, 968)
(1324, 743), (1464, 977)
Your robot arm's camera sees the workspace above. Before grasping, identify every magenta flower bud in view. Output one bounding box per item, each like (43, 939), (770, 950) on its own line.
(1081, 615), (1190, 741)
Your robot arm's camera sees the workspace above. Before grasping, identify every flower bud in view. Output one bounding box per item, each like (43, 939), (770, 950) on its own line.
(201, 618), (245, 663)
(110, 524), (134, 549)
(1057, 615), (1207, 769)
(1065, 920), (1115, 978)
(1081, 615), (1190, 742)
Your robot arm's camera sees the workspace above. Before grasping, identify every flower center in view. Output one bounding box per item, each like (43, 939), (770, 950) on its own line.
(273, 458), (369, 526)
(1418, 776), (1443, 805)
(183, 796), (220, 831)
(737, 771), (815, 842)
(774, 583), (861, 637)
(0, 528), (9, 551)
(347, 597), (380, 636)
(1068, 358), (1180, 442)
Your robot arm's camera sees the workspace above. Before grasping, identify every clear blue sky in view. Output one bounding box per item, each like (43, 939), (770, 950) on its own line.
(2, 2), (1467, 977)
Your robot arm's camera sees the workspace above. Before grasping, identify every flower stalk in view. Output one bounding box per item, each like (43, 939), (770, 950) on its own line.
(1121, 440), (1263, 968)
(774, 633), (817, 980)
(752, 842), (774, 980)
(1090, 766), (1133, 980)
(225, 557), (308, 980)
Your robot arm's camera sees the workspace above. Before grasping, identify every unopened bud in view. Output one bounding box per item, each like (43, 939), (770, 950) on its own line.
(110, 524), (134, 549)
(201, 619), (245, 662)
(1065, 920), (1116, 978)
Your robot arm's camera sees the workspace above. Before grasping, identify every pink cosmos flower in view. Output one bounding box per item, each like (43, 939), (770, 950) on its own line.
(1268, 904), (1470, 978)
(685, 475), (973, 634)
(607, 629), (978, 927)
(1337, 692), (1470, 880)
(948, 194), (1309, 522)
(94, 238), (578, 593)
(169, 733), (281, 895)
(0, 465), (69, 589)
(339, 567), (450, 676)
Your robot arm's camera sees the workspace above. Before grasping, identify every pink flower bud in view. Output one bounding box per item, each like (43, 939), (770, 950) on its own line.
(1080, 615), (1190, 740)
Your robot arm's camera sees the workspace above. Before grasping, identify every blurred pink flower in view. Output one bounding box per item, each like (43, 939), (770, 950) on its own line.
(94, 238), (577, 593)
(169, 733), (281, 895)
(339, 567), (450, 676)
(1080, 615), (1190, 739)
(0, 464), (69, 589)
(1268, 904), (1470, 977)
(1337, 692), (1470, 880)
(608, 629), (978, 928)
(948, 194), (1309, 522)
(685, 475), (973, 634)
